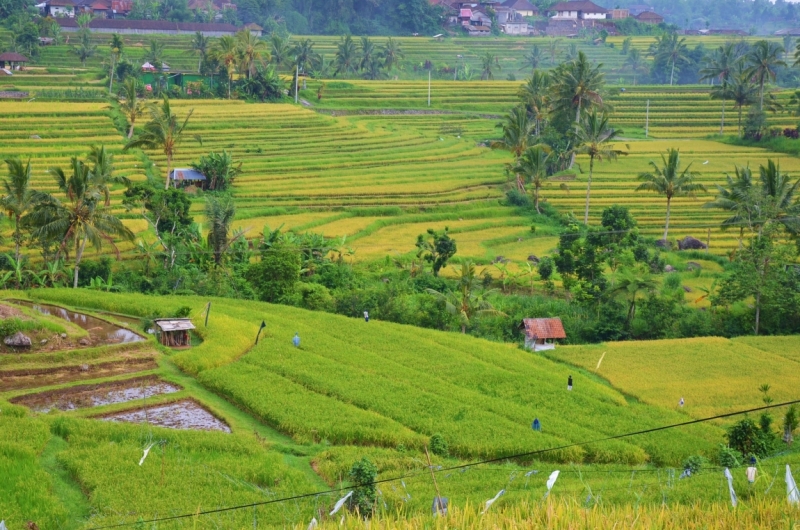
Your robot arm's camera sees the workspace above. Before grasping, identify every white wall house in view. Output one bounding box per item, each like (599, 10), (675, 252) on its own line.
(549, 0), (607, 20)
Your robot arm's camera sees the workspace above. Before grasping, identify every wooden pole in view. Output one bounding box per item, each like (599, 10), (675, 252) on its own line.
(645, 99), (649, 138)
(428, 70), (431, 107)
(295, 65), (299, 104)
(425, 447), (444, 514)
(706, 228), (711, 254)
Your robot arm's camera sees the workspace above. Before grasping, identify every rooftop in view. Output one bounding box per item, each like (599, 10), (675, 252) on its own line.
(522, 318), (567, 340)
(55, 18), (240, 32)
(154, 318), (196, 332)
(0, 52), (29, 62)
(170, 168), (206, 181)
(549, 1), (607, 13)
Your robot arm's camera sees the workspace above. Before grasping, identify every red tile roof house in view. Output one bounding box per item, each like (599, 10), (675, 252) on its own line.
(522, 318), (567, 351)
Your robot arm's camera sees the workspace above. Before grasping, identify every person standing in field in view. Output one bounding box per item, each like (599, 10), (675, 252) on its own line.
(364, 310), (369, 322)
(567, 375), (573, 391)
(292, 333), (300, 348)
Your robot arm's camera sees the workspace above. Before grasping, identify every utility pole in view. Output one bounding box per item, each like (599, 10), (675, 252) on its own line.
(645, 99), (650, 138)
(428, 70), (431, 107)
(295, 64), (299, 104)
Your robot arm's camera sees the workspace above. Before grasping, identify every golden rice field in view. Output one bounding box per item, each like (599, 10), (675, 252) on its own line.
(553, 336), (800, 420)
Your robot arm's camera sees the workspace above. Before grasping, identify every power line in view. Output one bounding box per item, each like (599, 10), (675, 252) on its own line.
(85, 398), (800, 530)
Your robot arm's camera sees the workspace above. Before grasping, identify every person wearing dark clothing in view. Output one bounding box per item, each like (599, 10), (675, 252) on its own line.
(364, 311), (369, 322)
(567, 375), (573, 391)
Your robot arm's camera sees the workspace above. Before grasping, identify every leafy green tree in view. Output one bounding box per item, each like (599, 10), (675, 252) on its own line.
(636, 148), (706, 241)
(141, 38), (165, 69)
(381, 37), (403, 72)
(358, 36), (376, 72)
(191, 150), (241, 192)
(784, 405), (799, 445)
(427, 261), (502, 333)
(190, 31), (209, 73)
(246, 244), (300, 303)
(334, 35), (358, 77)
(512, 145), (551, 214)
(624, 48), (647, 86)
(517, 70), (550, 136)
(724, 69), (758, 137)
(704, 164), (755, 247)
(1, 158), (36, 262)
(521, 44), (543, 72)
(491, 105), (535, 191)
(348, 458), (377, 516)
(114, 78), (145, 139)
(415, 227), (456, 277)
(108, 33), (124, 94)
(213, 35), (238, 98)
(269, 33), (291, 68)
(292, 38), (318, 74)
(700, 43), (742, 133)
(608, 267), (658, 326)
(70, 30), (97, 67)
(124, 96), (201, 190)
(652, 33), (688, 86)
(204, 194), (236, 267)
(550, 51), (606, 129)
(480, 52), (500, 80)
(746, 40), (786, 111)
(31, 158), (134, 288)
(236, 28), (268, 79)
(574, 111), (625, 225)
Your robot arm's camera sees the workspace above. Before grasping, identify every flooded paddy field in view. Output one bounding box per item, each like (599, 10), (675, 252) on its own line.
(99, 399), (231, 432)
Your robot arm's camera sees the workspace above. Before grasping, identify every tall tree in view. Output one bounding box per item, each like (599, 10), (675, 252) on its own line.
(491, 105), (535, 191)
(512, 145), (551, 214)
(704, 164), (755, 247)
(725, 69), (759, 137)
(214, 35), (238, 98)
(381, 37), (403, 72)
(746, 40), (786, 111)
(108, 33), (123, 94)
(550, 51), (606, 127)
(190, 31), (209, 73)
(70, 30), (96, 67)
(521, 44), (544, 72)
(518, 70), (550, 136)
(270, 34), (291, 68)
(205, 194), (236, 267)
(334, 35), (358, 77)
(636, 148), (706, 241)
(653, 33), (689, 86)
(115, 78), (145, 139)
(480, 52), (501, 80)
(358, 36), (376, 72)
(32, 158), (133, 288)
(574, 111), (624, 225)
(608, 267), (658, 326)
(142, 39), (165, 69)
(426, 261), (502, 334)
(1, 158), (36, 262)
(623, 48), (646, 86)
(124, 96), (201, 190)
(292, 38), (318, 74)
(236, 28), (268, 79)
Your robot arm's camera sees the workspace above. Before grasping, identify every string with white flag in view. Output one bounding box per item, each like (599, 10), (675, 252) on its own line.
(544, 470), (560, 499)
(724, 468), (737, 507)
(481, 489), (505, 514)
(306, 517), (317, 530)
(139, 443), (156, 466)
(788, 465), (799, 505)
(328, 491), (353, 516)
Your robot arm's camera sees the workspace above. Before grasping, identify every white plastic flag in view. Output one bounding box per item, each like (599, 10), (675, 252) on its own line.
(544, 470), (560, 498)
(481, 489), (505, 514)
(788, 465), (799, 505)
(307, 517), (318, 530)
(0, 520), (7, 530)
(724, 468), (738, 507)
(329, 491), (353, 516)
(139, 443), (156, 466)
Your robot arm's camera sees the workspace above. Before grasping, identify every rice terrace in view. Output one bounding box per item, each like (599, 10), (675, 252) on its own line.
(3, 0), (800, 528)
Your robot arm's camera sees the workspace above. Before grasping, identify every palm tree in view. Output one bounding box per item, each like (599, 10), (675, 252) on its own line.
(702, 45), (742, 133)
(70, 30), (96, 67)
(1, 158), (36, 262)
(491, 105), (535, 191)
(725, 70), (759, 137)
(108, 33), (123, 94)
(608, 268), (658, 326)
(190, 31), (209, 73)
(480, 52), (501, 80)
(292, 38), (318, 74)
(335, 35), (358, 77)
(205, 194), (236, 267)
(574, 111), (625, 225)
(624, 48), (647, 85)
(704, 164), (755, 247)
(565, 42), (579, 61)
(547, 38), (560, 65)
(426, 261), (503, 333)
(382, 37), (403, 72)
(142, 39), (165, 70)
(32, 158), (133, 288)
(124, 96), (201, 190)
(550, 51), (605, 127)
(755, 159), (800, 235)
(87, 145), (127, 206)
(521, 44), (544, 72)
(214, 35), (238, 98)
(512, 145), (551, 213)
(115, 78), (144, 139)
(636, 148), (706, 241)
(236, 29), (268, 79)
(746, 40), (786, 111)
(358, 36), (376, 72)
(517, 70), (550, 135)
(270, 34), (291, 68)
(652, 33), (688, 86)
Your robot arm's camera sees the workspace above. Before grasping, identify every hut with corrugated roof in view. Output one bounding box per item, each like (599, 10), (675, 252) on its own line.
(522, 318), (566, 351)
(153, 318), (195, 347)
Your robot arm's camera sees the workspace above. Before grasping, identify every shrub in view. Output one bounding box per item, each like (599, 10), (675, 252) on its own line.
(429, 433), (448, 457)
(717, 444), (743, 468)
(726, 417), (770, 458)
(682, 455), (707, 474)
(246, 246), (301, 303)
(0, 318), (21, 338)
(348, 457), (377, 516)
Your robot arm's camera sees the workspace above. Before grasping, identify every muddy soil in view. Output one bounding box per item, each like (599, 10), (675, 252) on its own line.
(99, 399), (231, 432)
(11, 375), (181, 412)
(0, 357), (157, 391)
(10, 300), (145, 345)
(0, 303), (24, 319)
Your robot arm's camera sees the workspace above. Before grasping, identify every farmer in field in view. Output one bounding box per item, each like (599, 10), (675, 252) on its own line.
(292, 333), (300, 348)
(567, 375), (573, 391)
(364, 310), (369, 322)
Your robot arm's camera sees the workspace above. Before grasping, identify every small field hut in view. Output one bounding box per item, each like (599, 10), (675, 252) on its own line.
(154, 318), (195, 347)
(522, 318), (566, 351)
(169, 168), (206, 189)
(0, 52), (29, 70)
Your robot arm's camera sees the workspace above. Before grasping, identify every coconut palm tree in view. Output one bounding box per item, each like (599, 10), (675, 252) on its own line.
(115, 78), (144, 139)
(701, 44), (742, 133)
(214, 35), (238, 98)
(608, 268), (658, 326)
(521, 44), (544, 72)
(381, 37), (403, 72)
(426, 261), (503, 334)
(746, 40), (786, 111)
(1, 158), (36, 262)
(87, 145), (127, 206)
(624, 48), (647, 86)
(292, 38), (318, 75)
(124, 96), (201, 190)
(725, 69), (759, 137)
(142, 39), (165, 70)
(205, 194), (236, 267)
(755, 159), (800, 235)
(335, 35), (358, 77)
(517, 70), (550, 135)
(190, 31), (209, 73)
(550, 51), (605, 128)
(547, 38), (560, 65)
(574, 111), (625, 225)
(512, 145), (551, 213)
(480, 52), (501, 80)
(636, 148), (706, 241)
(653, 33), (688, 86)
(491, 105), (535, 191)
(236, 29), (268, 79)
(270, 34), (291, 68)
(70, 30), (96, 67)
(358, 36), (376, 72)
(704, 164), (755, 247)
(31, 158), (133, 288)
(108, 33), (123, 94)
